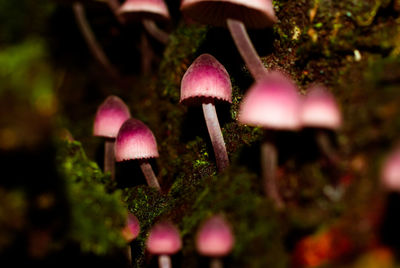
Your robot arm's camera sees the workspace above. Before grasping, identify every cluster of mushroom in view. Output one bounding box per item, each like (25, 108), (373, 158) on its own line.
(121, 213), (234, 268)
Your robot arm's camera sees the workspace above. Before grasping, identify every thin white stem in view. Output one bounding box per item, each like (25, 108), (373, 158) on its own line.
(142, 19), (169, 45)
(139, 160), (161, 191)
(158, 255), (171, 268)
(227, 18), (267, 81)
(104, 139), (115, 180)
(210, 258), (223, 268)
(126, 244), (132, 267)
(72, 2), (119, 78)
(261, 141), (284, 209)
(202, 102), (229, 172)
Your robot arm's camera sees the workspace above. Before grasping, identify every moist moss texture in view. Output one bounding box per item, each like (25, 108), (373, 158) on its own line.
(1, 0), (400, 267)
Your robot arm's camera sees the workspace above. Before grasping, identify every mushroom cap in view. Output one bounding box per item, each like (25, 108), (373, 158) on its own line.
(93, 95), (131, 138)
(122, 213), (141, 242)
(115, 118), (159, 161)
(238, 71), (302, 130)
(180, 53), (232, 105)
(146, 221), (182, 255)
(180, 0), (277, 29)
(196, 215), (234, 257)
(381, 145), (400, 192)
(119, 0), (170, 21)
(301, 85), (342, 130)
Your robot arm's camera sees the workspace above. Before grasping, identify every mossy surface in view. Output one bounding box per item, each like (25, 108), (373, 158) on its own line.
(2, 0), (400, 267)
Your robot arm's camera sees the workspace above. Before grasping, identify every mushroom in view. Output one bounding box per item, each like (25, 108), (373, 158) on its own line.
(93, 95), (131, 181)
(114, 118), (161, 191)
(180, 53), (232, 172)
(121, 213), (141, 265)
(196, 215), (234, 268)
(238, 71), (302, 208)
(180, 0), (277, 81)
(119, 0), (170, 44)
(300, 84), (342, 164)
(381, 144), (400, 192)
(146, 221), (182, 268)
(72, 1), (119, 78)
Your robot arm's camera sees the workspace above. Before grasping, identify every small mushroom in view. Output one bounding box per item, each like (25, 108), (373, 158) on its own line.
(196, 215), (234, 268)
(146, 221), (182, 268)
(301, 84), (342, 164)
(381, 144), (400, 192)
(238, 71), (302, 208)
(180, 0), (277, 80)
(115, 118), (161, 191)
(93, 95), (131, 181)
(121, 213), (141, 265)
(180, 54), (232, 172)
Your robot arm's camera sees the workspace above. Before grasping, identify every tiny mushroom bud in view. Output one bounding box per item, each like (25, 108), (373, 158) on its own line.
(301, 85), (342, 164)
(115, 118), (161, 191)
(181, 0), (277, 80)
(180, 53), (232, 172)
(93, 95), (131, 181)
(196, 215), (234, 268)
(381, 145), (400, 192)
(238, 71), (302, 208)
(146, 221), (182, 268)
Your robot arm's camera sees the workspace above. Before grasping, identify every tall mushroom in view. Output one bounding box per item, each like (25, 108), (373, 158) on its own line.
(180, 53), (232, 172)
(300, 84), (342, 164)
(180, 0), (277, 81)
(238, 71), (302, 208)
(196, 215), (234, 268)
(146, 221), (182, 268)
(115, 118), (161, 191)
(93, 95), (131, 181)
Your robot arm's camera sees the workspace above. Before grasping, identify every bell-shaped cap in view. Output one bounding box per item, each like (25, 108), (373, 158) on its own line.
(238, 71), (302, 130)
(196, 215), (234, 257)
(93, 95), (131, 138)
(115, 118), (159, 161)
(180, 0), (277, 28)
(180, 53), (232, 105)
(146, 221), (182, 255)
(381, 145), (400, 192)
(301, 85), (342, 130)
(122, 213), (141, 242)
(119, 0), (170, 21)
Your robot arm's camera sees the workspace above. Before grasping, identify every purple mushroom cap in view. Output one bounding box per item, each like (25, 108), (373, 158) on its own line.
(146, 221), (182, 255)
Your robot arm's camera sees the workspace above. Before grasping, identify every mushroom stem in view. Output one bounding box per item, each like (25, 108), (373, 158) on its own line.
(142, 19), (169, 45)
(106, 0), (125, 24)
(261, 141), (284, 209)
(72, 2), (119, 79)
(202, 102), (229, 172)
(140, 32), (153, 75)
(104, 139), (116, 180)
(210, 258), (223, 268)
(158, 254), (171, 268)
(126, 245), (133, 267)
(139, 160), (161, 191)
(316, 130), (340, 165)
(227, 18), (267, 81)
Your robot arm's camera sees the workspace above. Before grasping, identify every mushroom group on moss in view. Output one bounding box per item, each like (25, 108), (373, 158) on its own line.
(180, 53), (232, 172)
(115, 118), (161, 191)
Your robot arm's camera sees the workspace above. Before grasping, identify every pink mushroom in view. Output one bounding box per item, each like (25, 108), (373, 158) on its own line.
(238, 71), (302, 208)
(146, 221), (182, 268)
(301, 85), (342, 164)
(196, 215), (234, 268)
(115, 118), (161, 190)
(381, 145), (400, 192)
(180, 54), (232, 172)
(121, 213), (141, 265)
(93, 95), (131, 181)
(180, 0), (277, 80)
